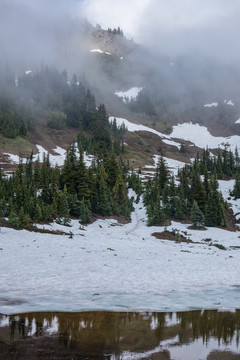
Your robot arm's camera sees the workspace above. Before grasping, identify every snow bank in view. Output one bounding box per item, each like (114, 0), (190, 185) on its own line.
(171, 122), (240, 152)
(109, 117), (170, 139)
(114, 87), (142, 103)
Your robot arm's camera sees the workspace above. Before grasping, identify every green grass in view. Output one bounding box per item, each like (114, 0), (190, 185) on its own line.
(0, 135), (34, 155)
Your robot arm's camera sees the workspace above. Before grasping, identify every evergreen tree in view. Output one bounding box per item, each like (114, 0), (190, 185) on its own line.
(191, 200), (205, 228)
(57, 185), (70, 225)
(191, 164), (206, 212)
(112, 172), (130, 216)
(156, 156), (168, 193)
(79, 197), (91, 223)
(97, 163), (112, 216)
(232, 173), (240, 198)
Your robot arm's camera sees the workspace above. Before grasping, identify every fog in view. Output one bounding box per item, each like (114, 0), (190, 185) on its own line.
(1, 0), (240, 119)
(3, 0), (240, 68)
(0, 0), (90, 72)
(79, 0), (240, 64)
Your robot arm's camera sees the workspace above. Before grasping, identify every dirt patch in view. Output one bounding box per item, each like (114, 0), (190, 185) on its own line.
(152, 230), (193, 243)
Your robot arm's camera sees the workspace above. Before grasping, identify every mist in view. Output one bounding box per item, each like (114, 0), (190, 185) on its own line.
(0, 0), (91, 73)
(2, 0), (240, 126)
(78, 0), (240, 64)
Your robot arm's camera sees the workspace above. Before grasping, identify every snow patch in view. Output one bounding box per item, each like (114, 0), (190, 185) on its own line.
(218, 180), (240, 217)
(90, 49), (111, 55)
(163, 156), (186, 176)
(235, 119), (240, 124)
(3, 145), (94, 168)
(224, 99), (234, 106)
(109, 117), (170, 139)
(204, 102), (218, 108)
(171, 122), (240, 152)
(114, 87), (142, 103)
(90, 49), (104, 53)
(162, 139), (181, 149)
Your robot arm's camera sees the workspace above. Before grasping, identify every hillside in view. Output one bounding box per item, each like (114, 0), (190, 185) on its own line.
(0, 22), (240, 317)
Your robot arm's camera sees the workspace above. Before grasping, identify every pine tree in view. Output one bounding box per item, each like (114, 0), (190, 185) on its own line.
(77, 145), (90, 200)
(156, 156), (168, 193)
(175, 194), (185, 220)
(191, 200), (205, 228)
(57, 185), (70, 226)
(147, 193), (165, 226)
(97, 163), (112, 216)
(191, 165), (206, 213)
(112, 172), (130, 216)
(216, 149), (223, 179)
(232, 173), (240, 198)
(79, 197), (91, 223)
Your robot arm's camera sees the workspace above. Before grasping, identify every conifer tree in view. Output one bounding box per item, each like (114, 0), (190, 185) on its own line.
(79, 197), (91, 223)
(57, 185), (70, 225)
(147, 193), (165, 226)
(77, 145), (90, 200)
(112, 172), (130, 216)
(232, 173), (240, 198)
(156, 156), (168, 192)
(97, 163), (112, 216)
(191, 200), (205, 228)
(191, 165), (206, 212)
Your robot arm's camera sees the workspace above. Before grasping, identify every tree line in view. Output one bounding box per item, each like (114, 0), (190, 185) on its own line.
(0, 145), (131, 228)
(0, 67), (126, 156)
(129, 147), (240, 228)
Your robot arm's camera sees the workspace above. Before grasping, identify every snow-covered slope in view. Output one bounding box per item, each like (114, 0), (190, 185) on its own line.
(114, 87), (142, 102)
(109, 117), (170, 139)
(1, 188), (240, 315)
(171, 122), (240, 152)
(3, 145), (94, 167)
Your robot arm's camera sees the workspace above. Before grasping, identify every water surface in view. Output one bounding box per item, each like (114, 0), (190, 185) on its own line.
(0, 310), (240, 359)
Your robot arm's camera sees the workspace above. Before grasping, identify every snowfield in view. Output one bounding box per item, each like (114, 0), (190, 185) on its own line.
(0, 186), (240, 315)
(1, 115), (240, 315)
(171, 122), (240, 152)
(109, 117), (240, 153)
(109, 117), (170, 139)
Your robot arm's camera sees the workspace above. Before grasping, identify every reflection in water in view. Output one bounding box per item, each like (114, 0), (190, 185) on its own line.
(0, 310), (240, 359)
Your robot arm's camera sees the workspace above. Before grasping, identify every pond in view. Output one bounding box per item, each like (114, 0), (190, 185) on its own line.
(0, 310), (240, 359)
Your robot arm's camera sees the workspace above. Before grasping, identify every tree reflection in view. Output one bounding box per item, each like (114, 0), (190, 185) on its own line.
(0, 309), (239, 358)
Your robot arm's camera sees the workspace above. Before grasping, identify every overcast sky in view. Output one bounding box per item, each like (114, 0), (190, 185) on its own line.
(78, 0), (240, 61)
(1, 0), (240, 67)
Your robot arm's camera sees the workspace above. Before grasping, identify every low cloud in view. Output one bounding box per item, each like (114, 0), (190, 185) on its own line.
(0, 0), (80, 69)
(79, 0), (240, 62)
